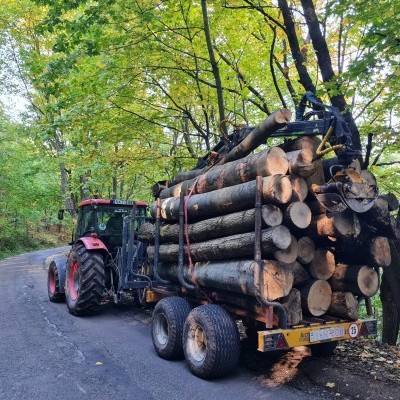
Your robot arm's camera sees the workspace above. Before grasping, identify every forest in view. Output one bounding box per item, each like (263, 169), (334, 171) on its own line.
(0, 1), (399, 339)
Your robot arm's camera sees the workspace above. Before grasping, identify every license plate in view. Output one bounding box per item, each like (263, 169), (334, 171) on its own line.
(309, 327), (346, 342)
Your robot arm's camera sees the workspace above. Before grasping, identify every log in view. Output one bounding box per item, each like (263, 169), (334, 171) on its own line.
(289, 176), (308, 202)
(328, 292), (359, 320)
(287, 261), (311, 287)
(281, 288), (303, 326)
(329, 264), (379, 297)
(307, 211), (361, 239)
(308, 249), (335, 280)
(151, 175), (292, 221)
(173, 169), (204, 185)
(283, 201), (312, 230)
(297, 236), (316, 264)
(336, 236), (392, 268)
(306, 158), (325, 188)
(138, 205), (283, 244)
(286, 149), (316, 177)
(222, 108), (292, 164)
(147, 225), (291, 262)
(306, 200), (327, 215)
(157, 259), (294, 301)
(159, 147), (289, 199)
(273, 235), (298, 264)
(359, 169), (377, 186)
(300, 279), (332, 316)
(358, 198), (398, 239)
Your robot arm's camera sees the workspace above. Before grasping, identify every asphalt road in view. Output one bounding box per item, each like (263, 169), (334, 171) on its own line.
(0, 247), (330, 400)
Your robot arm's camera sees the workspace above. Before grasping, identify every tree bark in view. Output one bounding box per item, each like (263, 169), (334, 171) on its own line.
(300, 279), (332, 316)
(139, 205), (282, 244)
(160, 147), (288, 199)
(328, 292), (359, 320)
(151, 175), (292, 221)
(147, 225), (291, 263)
(330, 264), (379, 297)
(157, 259), (293, 301)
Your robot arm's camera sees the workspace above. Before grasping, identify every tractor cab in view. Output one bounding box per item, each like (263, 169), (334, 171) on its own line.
(75, 199), (147, 255)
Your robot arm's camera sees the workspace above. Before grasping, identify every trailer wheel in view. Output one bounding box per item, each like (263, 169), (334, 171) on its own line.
(47, 261), (65, 303)
(152, 297), (192, 360)
(183, 304), (240, 379)
(65, 244), (106, 316)
(310, 341), (338, 357)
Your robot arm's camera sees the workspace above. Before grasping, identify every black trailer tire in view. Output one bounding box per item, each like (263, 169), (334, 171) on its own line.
(152, 297), (192, 360)
(65, 244), (106, 316)
(310, 341), (338, 357)
(183, 304), (240, 379)
(48, 261), (65, 303)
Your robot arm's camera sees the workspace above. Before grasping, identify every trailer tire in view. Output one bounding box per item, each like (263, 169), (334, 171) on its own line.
(48, 261), (65, 303)
(65, 244), (105, 316)
(183, 304), (240, 379)
(310, 341), (338, 357)
(152, 297), (192, 360)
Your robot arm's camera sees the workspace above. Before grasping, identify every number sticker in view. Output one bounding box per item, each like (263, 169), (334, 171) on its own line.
(349, 323), (359, 338)
(98, 223), (106, 231)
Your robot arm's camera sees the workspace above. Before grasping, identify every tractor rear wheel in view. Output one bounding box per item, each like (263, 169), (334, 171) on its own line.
(65, 244), (106, 315)
(183, 304), (240, 379)
(152, 297), (192, 360)
(48, 261), (65, 303)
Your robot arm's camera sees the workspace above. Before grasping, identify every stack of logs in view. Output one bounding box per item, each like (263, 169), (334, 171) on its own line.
(139, 110), (399, 327)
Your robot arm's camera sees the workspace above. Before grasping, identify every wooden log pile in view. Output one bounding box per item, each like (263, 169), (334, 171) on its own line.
(140, 112), (397, 328)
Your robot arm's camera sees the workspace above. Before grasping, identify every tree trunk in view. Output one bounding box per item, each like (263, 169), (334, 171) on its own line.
(157, 259), (293, 301)
(380, 239), (400, 345)
(139, 204), (282, 244)
(151, 175), (292, 221)
(330, 264), (379, 297)
(300, 279), (332, 316)
(300, 0), (362, 152)
(328, 292), (359, 320)
(308, 249), (335, 280)
(160, 147), (288, 199)
(222, 109), (292, 163)
(147, 225), (291, 262)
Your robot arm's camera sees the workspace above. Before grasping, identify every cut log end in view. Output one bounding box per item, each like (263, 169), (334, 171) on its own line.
(297, 236), (316, 264)
(328, 292), (359, 320)
(262, 175), (293, 205)
(309, 249), (335, 280)
(275, 108), (293, 124)
(261, 260), (294, 301)
(284, 202), (312, 229)
(273, 235), (298, 263)
(301, 279), (332, 317)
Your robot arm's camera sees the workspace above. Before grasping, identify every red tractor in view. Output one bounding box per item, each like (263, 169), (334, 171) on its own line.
(47, 199), (151, 315)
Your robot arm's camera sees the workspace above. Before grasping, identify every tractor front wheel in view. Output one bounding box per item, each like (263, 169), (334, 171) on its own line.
(65, 244), (106, 315)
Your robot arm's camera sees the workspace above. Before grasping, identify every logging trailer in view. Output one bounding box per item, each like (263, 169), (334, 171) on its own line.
(48, 93), (382, 379)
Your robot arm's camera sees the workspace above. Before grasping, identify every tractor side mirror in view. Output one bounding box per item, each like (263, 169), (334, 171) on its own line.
(57, 209), (64, 220)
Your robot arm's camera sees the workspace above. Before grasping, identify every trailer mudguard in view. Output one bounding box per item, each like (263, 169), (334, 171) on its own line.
(78, 236), (108, 252)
